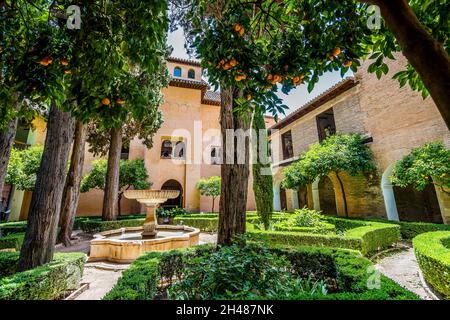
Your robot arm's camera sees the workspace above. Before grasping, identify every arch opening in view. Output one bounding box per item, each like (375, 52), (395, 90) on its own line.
(318, 176), (337, 215)
(161, 180), (183, 210)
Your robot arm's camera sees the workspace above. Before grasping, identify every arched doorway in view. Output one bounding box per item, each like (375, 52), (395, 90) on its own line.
(280, 187), (287, 211)
(393, 184), (442, 223)
(318, 176), (337, 215)
(161, 180), (183, 209)
(382, 164), (443, 223)
(297, 185), (308, 209)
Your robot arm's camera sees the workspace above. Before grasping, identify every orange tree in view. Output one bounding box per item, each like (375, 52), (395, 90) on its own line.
(171, 0), (449, 245)
(0, 0), (169, 270)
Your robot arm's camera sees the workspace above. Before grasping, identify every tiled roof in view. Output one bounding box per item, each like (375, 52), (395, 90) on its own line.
(270, 77), (359, 130)
(202, 91), (221, 106)
(167, 57), (201, 67)
(169, 77), (209, 90)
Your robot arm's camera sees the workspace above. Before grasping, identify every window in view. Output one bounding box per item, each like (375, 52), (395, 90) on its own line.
(120, 145), (129, 160)
(211, 146), (222, 165)
(281, 131), (294, 160)
(161, 140), (173, 159)
(187, 69), (195, 79)
(174, 141), (186, 159)
(316, 109), (336, 142)
(173, 67), (182, 77)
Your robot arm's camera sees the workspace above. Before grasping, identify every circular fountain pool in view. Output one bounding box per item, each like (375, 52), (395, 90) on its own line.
(89, 225), (200, 263)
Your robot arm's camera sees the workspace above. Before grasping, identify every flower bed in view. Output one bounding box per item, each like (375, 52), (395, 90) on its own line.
(0, 252), (87, 300)
(413, 231), (450, 299)
(104, 244), (418, 300)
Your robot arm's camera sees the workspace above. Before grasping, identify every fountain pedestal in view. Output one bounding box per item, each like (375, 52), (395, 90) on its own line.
(142, 204), (158, 238)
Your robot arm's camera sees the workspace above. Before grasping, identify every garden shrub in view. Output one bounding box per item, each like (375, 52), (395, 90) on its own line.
(0, 221), (27, 236)
(0, 252), (19, 278)
(248, 218), (400, 256)
(105, 243), (417, 300)
(80, 219), (145, 233)
(273, 208), (336, 234)
(413, 231), (450, 299)
(0, 253), (86, 300)
(0, 233), (24, 251)
(168, 243), (328, 300)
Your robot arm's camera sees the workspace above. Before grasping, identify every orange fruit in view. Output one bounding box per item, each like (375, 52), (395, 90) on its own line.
(102, 98), (111, 105)
(230, 59), (237, 67)
(247, 94), (252, 101)
(267, 74), (273, 81)
(223, 63), (232, 70)
(234, 23), (242, 32)
(116, 98), (125, 105)
(343, 60), (353, 67)
(273, 75), (282, 83)
(239, 28), (245, 36)
(64, 70), (72, 74)
(333, 47), (341, 56)
(60, 58), (69, 66)
(235, 75), (243, 81)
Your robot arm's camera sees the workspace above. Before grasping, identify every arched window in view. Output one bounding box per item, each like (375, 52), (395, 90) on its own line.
(161, 140), (173, 159)
(173, 67), (182, 77)
(174, 141), (185, 159)
(187, 69), (195, 79)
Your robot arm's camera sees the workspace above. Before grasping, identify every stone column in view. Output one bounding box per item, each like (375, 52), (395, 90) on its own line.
(433, 179), (450, 225)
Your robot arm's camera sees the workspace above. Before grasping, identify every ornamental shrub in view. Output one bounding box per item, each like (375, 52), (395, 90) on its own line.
(413, 231), (450, 299)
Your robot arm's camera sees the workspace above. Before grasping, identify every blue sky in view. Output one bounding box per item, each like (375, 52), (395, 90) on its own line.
(168, 29), (352, 118)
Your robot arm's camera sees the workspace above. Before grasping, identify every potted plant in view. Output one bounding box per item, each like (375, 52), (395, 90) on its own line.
(156, 207), (168, 225)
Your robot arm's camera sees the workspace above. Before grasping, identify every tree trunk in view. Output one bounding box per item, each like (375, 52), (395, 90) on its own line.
(18, 104), (75, 271)
(57, 121), (87, 246)
(370, 0), (450, 130)
(217, 86), (250, 246)
(0, 117), (19, 199)
(211, 197), (215, 213)
(102, 127), (122, 221)
(0, 96), (21, 198)
(335, 172), (349, 218)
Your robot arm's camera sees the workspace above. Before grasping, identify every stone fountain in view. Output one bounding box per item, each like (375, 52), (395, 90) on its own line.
(88, 190), (200, 263)
(125, 189), (180, 238)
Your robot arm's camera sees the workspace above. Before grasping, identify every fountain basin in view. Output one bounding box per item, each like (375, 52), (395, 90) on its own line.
(89, 225), (200, 263)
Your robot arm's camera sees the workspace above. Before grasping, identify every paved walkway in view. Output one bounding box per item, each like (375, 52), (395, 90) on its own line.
(374, 244), (435, 300)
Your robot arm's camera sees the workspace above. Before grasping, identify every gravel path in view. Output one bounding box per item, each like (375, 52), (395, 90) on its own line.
(374, 244), (435, 300)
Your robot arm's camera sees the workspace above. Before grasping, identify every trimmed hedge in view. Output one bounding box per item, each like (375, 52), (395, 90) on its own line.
(0, 221), (27, 236)
(248, 219), (401, 256)
(0, 252), (87, 300)
(413, 231), (450, 299)
(0, 233), (24, 251)
(80, 219), (145, 233)
(105, 244), (418, 300)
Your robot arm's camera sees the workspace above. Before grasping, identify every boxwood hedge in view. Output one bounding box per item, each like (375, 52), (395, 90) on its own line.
(0, 252), (87, 300)
(0, 233), (24, 251)
(104, 244), (418, 300)
(413, 231), (450, 299)
(248, 218), (400, 256)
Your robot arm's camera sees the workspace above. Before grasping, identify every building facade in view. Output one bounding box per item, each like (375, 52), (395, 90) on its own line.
(270, 55), (450, 224)
(76, 57), (275, 216)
